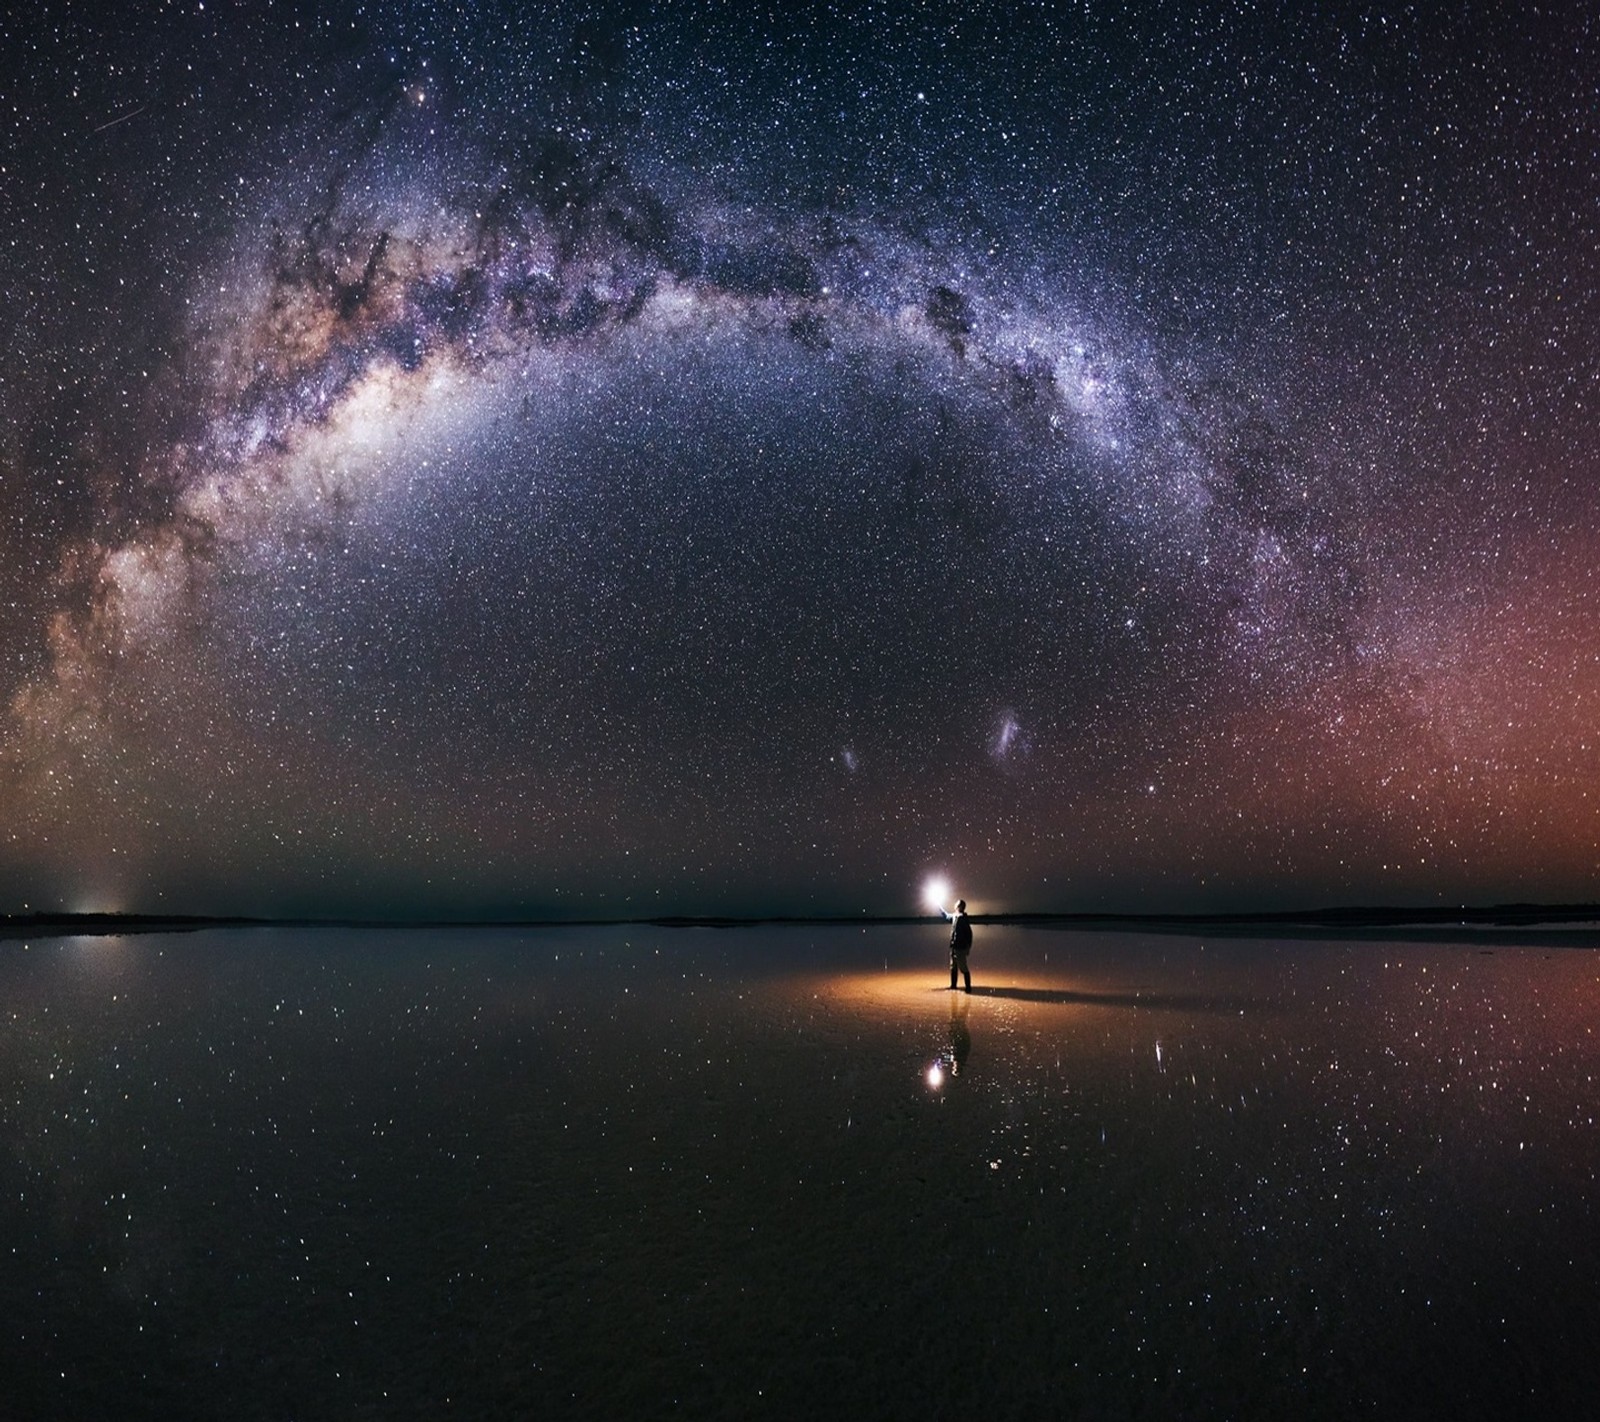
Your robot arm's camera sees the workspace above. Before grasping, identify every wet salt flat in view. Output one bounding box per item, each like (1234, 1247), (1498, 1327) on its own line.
(2, 923), (1598, 1419)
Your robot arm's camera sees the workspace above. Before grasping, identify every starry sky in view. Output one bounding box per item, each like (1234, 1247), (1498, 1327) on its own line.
(1, 1), (1596, 919)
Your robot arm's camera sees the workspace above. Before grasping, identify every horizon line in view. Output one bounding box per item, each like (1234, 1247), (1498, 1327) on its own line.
(3, 900), (1598, 939)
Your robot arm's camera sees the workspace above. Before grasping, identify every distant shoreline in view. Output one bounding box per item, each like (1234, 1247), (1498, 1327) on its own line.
(2, 903), (1597, 943)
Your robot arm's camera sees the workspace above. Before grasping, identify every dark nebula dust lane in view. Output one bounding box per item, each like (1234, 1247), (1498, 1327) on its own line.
(2, 1), (1597, 917)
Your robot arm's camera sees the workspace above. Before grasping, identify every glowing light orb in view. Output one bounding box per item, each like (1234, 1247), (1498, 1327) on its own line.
(927, 1062), (945, 1088)
(922, 875), (951, 911)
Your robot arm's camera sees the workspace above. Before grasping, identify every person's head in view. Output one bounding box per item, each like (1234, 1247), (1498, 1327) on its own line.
(956, 899), (966, 912)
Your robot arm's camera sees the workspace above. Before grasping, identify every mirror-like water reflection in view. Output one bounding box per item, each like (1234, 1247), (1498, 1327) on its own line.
(2, 924), (1596, 1418)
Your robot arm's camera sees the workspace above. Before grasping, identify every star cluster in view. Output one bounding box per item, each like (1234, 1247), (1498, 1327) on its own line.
(2, 1), (1596, 916)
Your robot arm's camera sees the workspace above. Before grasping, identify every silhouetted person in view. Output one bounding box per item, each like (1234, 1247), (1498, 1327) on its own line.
(942, 898), (972, 992)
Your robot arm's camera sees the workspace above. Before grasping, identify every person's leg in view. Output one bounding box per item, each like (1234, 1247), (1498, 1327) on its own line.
(949, 952), (958, 990)
(961, 955), (971, 992)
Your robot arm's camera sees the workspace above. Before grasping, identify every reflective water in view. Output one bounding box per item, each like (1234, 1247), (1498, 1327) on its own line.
(2, 924), (1597, 1418)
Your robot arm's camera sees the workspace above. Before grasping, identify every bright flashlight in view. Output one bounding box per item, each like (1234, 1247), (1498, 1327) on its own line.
(922, 875), (950, 911)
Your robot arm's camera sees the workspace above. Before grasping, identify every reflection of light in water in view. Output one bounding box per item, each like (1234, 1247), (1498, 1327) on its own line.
(927, 1062), (944, 1088)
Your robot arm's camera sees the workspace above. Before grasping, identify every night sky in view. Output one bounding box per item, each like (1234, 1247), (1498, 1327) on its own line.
(2, 1), (1596, 918)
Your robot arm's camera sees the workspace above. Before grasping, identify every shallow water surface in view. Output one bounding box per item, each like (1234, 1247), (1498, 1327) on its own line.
(2, 924), (1597, 1418)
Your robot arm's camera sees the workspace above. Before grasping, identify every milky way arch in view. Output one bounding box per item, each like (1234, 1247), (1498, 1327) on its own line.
(5, 19), (1594, 916)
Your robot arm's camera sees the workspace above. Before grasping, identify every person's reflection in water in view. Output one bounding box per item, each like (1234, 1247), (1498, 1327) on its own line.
(947, 990), (971, 1075)
(928, 992), (973, 1088)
